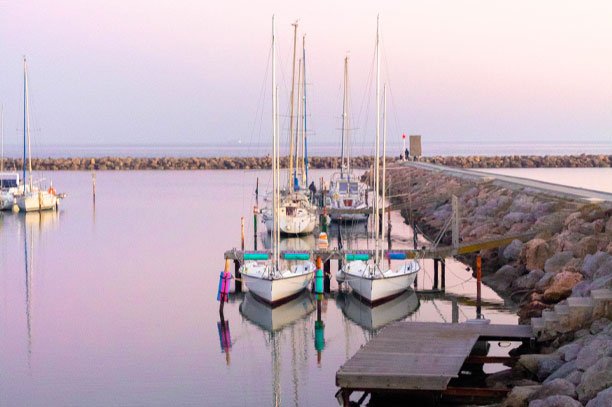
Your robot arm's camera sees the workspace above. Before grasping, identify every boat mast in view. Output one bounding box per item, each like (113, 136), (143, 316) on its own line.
(302, 35), (308, 186)
(24, 58), (33, 192)
(340, 58), (346, 177)
(288, 21), (298, 193)
(382, 84), (387, 247)
(374, 16), (381, 266)
(276, 84), (280, 268)
(346, 56), (351, 179)
(272, 16), (278, 269)
(295, 58), (302, 186)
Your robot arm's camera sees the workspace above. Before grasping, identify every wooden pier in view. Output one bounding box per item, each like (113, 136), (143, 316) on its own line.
(335, 321), (533, 406)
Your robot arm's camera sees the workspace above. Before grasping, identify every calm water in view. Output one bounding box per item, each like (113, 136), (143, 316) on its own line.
(0, 169), (519, 406)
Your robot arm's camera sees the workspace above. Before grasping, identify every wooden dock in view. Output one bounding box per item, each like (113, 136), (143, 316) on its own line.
(335, 321), (533, 406)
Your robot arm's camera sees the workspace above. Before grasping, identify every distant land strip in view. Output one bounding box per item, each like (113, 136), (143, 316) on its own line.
(0, 154), (611, 170)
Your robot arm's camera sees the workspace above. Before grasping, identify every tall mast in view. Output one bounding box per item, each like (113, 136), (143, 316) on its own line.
(345, 56), (351, 177)
(288, 22), (298, 193)
(302, 35), (308, 186)
(295, 58), (302, 187)
(382, 84), (387, 247)
(374, 16), (381, 266)
(23, 59), (27, 191)
(341, 57), (347, 176)
(276, 84), (280, 268)
(24, 58), (33, 192)
(271, 16), (278, 269)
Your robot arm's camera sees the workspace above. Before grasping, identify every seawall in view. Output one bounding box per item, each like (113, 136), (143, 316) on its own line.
(0, 154), (610, 170)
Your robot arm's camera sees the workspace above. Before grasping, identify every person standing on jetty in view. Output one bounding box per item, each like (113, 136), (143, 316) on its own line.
(405, 147), (410, 161)
(309, 181), (317, 203)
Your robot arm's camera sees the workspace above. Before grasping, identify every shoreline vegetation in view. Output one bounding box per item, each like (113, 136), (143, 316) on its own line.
(0, 154), (610, 170)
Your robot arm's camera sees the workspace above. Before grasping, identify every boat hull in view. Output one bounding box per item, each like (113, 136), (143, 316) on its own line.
(241, 262), (315, 305)
(17, 191), (57, 212)
(344, 261), (419, 305)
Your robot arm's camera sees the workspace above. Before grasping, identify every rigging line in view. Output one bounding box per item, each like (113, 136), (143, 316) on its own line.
(381, 34), (405, 141)
(354, 38), (377, 155)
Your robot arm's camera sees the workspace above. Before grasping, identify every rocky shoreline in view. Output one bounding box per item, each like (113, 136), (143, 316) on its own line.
(0, 154), (610, 170)
(384, 163), (612, 407)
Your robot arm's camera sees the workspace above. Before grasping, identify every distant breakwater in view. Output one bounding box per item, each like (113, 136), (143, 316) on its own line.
(0, 154), (611, 170)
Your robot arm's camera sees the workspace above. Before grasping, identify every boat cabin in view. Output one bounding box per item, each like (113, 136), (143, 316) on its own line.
(0, 172), (19, 189)
(338, 180), (359, 196)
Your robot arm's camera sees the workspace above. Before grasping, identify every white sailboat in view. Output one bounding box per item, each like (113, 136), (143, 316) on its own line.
(240, 16), (315, 305)
(329, 56), (368, 223)
(341, 17), (420, 305)
(275, 28), (316, 235)
(16, 58), (60, 212)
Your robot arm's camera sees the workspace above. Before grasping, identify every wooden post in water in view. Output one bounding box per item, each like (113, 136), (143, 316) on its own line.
(240, 217), (245, 251)
(255, 177), (259, 206)
(441, 259), (446, 291)
(476, 255), (482, 319)
(219, 259), (231, 316)
(91, 172), (96, 206)
(452, 297), (459, 323)
(324, 259), (331, 293)
(315, 255), (322, 291)
(253, 206), (258, 250)
(234, 259), (242, 293)
(433, 259), (439, 289)
(412, 215), (417, 250)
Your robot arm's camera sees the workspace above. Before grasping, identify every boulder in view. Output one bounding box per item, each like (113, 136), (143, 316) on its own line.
(545, 360), (577, 383)
(571, 281), (592, 298)
(565, 212), (582, 227)
(519, 354), (561, 376)
(485, 265), (523, 292)
(504, 239), (524, 261)
(590, 275), (612, 291)
(504, 212), (535, 228)
(573, 236), (599, 258)
(565, 370), (583, 386)
(557, 344), (582, 362)
(586, 387), (612, 407)
(514, 269), (545, 291)
(606, 217), (612, 233)
(545, 252), (575, 274)
(529, 395), (582, 407)
(524, 239), (551, 271)
(528, 379), (576, 401)
(502, 386), (541, 407)
(581, 252), (612, 279)
(538, 357), (566, 381)
(577, 356), (612, 403)
(575, 339), (612, 371)
(589, 318), (611, 335)
(542, 272), (583, 303)
(536, 272), (558, 292)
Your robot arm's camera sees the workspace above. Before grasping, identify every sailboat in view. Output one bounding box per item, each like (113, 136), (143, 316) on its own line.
(0, 105), (22, 210)
(16, 58), (60, 212)
(274, 27), (316, 235)
(329, 56), (369, 223)
(341, 17), (420, 305)
(240, 17), (315, 305)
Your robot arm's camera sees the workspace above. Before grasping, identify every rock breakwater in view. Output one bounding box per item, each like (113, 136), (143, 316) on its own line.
(382, 163), (612, 407)
(0, 154), (609, 170)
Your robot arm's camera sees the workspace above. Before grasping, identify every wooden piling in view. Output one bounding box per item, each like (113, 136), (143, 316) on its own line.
(234, 259), (242, 293)
(441, 259), (446, 291)
(219, 259), (231, 316)
(253, 206), (258, 250)
(324, 259), (331, 293)
(433, 259), (439, 289)
(91, 172), (96, 205)
(412, 216), (417, 250)
(240, 217), (245, 251)
(476, 255), (482, 319)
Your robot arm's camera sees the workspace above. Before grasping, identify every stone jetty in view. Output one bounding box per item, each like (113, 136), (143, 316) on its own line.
(0, 154), (610, 170)
(382, 162), (612, 407)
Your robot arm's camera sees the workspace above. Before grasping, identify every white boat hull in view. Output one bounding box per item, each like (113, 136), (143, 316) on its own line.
(239, 291), (315, 331)
(344, 260), (420, 304)
(241, 261), (315, 304)
(341, 290), (419, 330)
(0, 191), (15, 210)
(17, 191), (57, 212)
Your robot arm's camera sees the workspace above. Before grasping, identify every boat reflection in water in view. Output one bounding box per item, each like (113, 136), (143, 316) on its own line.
(260, 233), (317, 252)
(240, 290), (315, 331)
(337, 290), (419, 332)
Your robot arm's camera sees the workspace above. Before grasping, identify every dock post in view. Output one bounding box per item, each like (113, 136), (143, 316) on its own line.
(324, 259), (331, 293)
(476, 255), (482, 319)
(219, 259), (231, 316)
(315, 256), (322, 291)
(452, 297), (459, 323)
(253, 206), (258, 250)
(234, 259), (242, 293)
(255, 177), (259, 205)
(91, 172), (96, 206)
(378, 213), (383, 235)
(441, 259), (446, 291)
(387, 209), (391, 248)
(412, 216), (417, 249)
(240, 217), (245, 251)
(433, 259), (439, 290)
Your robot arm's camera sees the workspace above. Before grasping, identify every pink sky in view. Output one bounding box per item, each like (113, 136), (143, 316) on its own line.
(0, 1), (611, 148)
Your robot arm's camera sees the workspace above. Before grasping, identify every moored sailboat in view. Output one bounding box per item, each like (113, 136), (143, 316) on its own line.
(341, 16), (420, 305)
(240, 16), (315, 305)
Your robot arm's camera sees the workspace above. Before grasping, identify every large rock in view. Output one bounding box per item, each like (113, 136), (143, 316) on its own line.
(529, 395), (582, 407)
(543, 272), (584, 303)
(589, 275), (612, 291)
(577, 356), (612, 404)
(536, 272), (558, 292)
(503, 386), (541, 407)
(529, 379), (576, 401)
(575, 339), (612, 371)
(586, 387), (612, 407)
(557, 344), (582, 362)
(581, 251), (612, 279)
(514, 269), (545, 291)
(545, 360), (577, 383)
(524, 239), (552, 271)
(485, 265), (523, 292)
(538, 357), (566, 381)
(519, 354), (561, 376)
(505, 239), (524, 261)
(571, 281), (592, 298)
(545, 252), (575, 274)
(504, 212), (535, 228)
(590, 318), (611, 335)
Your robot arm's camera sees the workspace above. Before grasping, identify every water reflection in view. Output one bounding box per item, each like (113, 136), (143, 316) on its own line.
(337, 290), (419, 332)
(23, 218), (33, 370)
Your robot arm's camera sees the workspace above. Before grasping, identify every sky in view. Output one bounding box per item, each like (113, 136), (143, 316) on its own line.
(1, 0), (612, 150)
